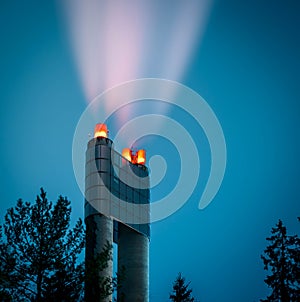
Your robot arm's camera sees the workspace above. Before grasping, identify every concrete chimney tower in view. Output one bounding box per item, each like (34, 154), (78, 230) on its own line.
(84, 123), (150, 302)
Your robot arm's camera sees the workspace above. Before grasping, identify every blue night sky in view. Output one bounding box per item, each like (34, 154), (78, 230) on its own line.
(0, 1), (299, 301)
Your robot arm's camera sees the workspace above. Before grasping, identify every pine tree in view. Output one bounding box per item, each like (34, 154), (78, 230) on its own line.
(261, 219), (300, 302)
(0, 188), (85, 301)
(169, 272), (195, 302)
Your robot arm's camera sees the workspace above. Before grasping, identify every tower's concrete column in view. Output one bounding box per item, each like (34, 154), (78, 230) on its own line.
(85, 214), (113, 302)
(117, 223), (149, 302)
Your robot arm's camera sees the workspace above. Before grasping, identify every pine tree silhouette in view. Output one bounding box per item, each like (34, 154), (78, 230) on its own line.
(261, 219), (300, 302)
(169, 272), (195, 302)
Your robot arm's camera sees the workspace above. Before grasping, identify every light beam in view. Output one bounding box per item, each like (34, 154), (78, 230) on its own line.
(60, 0), (213, 111)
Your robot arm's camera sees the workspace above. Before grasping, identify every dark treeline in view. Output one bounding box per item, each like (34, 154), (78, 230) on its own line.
(0, 188), (85, 301)
(0, 189), (299, 301)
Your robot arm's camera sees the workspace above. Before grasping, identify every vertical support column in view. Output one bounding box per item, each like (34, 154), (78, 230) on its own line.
(85, 214), (113, 302)
(85, 137), (114, 301)
(117, 223), (149, 302)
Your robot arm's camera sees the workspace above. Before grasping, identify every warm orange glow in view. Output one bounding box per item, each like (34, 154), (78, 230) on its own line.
(122, 148), (132, 162)
(122, 148), (146, 165)
(136, 149), (146, 165)
(94, 123), (108, 138)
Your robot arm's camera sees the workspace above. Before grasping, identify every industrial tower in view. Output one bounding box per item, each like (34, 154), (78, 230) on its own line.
(85, 124), (150, 302)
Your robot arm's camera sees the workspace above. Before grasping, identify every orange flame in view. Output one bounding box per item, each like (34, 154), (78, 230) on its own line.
(122, 148), (146, 165)
(94, 123), (108, 138)
(136, 149), (146, 165)
(122, 148), (132, 162)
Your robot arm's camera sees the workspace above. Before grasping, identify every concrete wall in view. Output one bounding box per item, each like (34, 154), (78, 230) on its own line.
(117, 223), (149, 302)
(85, 214), (113, 302)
